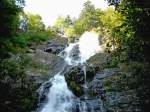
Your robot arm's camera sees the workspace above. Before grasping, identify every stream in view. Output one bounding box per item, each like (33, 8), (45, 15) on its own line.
(37, 32), (103, 112)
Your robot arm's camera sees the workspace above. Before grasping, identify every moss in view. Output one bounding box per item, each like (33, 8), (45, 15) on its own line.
(68, 81), (83, 96)
(19, 92), (38, 112)
(0, 54), (41, 112)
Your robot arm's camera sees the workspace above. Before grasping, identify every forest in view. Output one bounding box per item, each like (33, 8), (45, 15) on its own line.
(0, 0), (150, 112)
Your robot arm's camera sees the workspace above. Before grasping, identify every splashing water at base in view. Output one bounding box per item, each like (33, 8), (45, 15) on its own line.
(38, 32), (102, 112)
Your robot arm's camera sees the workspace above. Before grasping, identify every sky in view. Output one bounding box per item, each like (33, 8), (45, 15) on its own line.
(24, 0), (108, 26)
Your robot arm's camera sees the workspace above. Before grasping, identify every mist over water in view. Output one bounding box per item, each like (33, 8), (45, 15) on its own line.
(62, 31), (102, 65)
(39, 32), (102, 112)
(79, 32), (102, 63)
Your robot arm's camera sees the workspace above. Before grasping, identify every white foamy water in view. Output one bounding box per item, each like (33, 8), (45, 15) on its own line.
(79, 32), (102, 63)
(62, 43), (80, 65)
(61, 31), (102, 65)
(41, 74), (74, 112)
(39, 31), (102, 112)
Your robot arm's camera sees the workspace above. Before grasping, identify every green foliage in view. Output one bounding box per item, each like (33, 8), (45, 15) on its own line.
(69, 81), (83, 96)
(0, 0), (24, 38)
(53, 1), (103, 38)
(12, 31), (51, 47)
(64, 27), (76, 37)
(12, 13), (57, 48)
(25, 13), (45, 31)
(0, 0), (25, 58)
(114, 0), (149, 62)
(54, 15), (74, 37)
(0, 55), (38, 112)
(73, 1), (102, 36)
(99, 7), (126, 52)
(100, 0), (150, 62)
(54, 15), (73, 29)
(12, 33), (29, 47)
(0, 59), (24, 81)
(105, 0), (150, 111)
(0, 0), (56, 111)
(54, 16), (66, 29)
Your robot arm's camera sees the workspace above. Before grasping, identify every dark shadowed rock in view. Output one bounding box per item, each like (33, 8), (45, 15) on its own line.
(44, 37), (68, 54)
(64, 65), (95, 96)
(37, 81), (52, 104)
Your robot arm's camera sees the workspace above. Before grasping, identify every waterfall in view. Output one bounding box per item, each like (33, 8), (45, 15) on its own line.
(40, 74), (74, 112)
(38, 31), (102, 112)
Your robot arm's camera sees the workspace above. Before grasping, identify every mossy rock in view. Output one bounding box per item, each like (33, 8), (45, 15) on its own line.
(64, 65), (95, 96)
(87, 52), (108, 71)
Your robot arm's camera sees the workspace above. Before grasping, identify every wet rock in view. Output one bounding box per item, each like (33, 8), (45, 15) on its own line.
(95, 68), (119, 79)
(88, 68), (119, 97)
(89, 79), (103, 97)
(77, 98), (103, 112)
(67, 44), (80, 61)
(37, 81), (52, 104)
(64, 65), (95, 96)
(59, 44), (81, 65)
(28, 75), (48, 86)
(76, 65), (142, 112)
(44, 37), (68, 54)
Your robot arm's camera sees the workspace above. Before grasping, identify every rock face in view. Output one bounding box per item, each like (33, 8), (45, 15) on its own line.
(25, 38), (67, 110)
(101, 73), (142, 112)
(26, 49), (65, 84)
(29, 38), (142, 112)
(63, 53), (109, 97)
(64, 65), (95, 97)
(44, 37), (68, 54)
(64, 52), (142, 112)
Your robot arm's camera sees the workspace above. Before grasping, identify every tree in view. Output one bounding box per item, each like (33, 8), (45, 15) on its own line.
(0, 0), (24, 38)
(79, 0), (98, 31)
(105, 0), (150, 111)
(106, 0), (150, 61)
(54, 15), (74, 35)
(99, 7), (125, 51)
(54, 16), (66, 32)
(64, 15), (73, 27)
(73, 0), (102, 36)
(25, 13), (45, 32)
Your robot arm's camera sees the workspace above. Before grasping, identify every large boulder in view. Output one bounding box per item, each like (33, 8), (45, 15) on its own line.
(87, 52), (108, 71)
(64, 65), (95, 97)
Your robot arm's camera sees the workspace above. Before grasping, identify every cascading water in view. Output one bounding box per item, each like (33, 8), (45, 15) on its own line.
(40, 74), (74, 112)
(38, 31), (102, 112)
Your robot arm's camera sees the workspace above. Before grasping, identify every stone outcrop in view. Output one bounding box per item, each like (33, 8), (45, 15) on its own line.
(64, 52), (142, 112)
(44, 37), (68, 54)
(64, 65), (95, 96)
